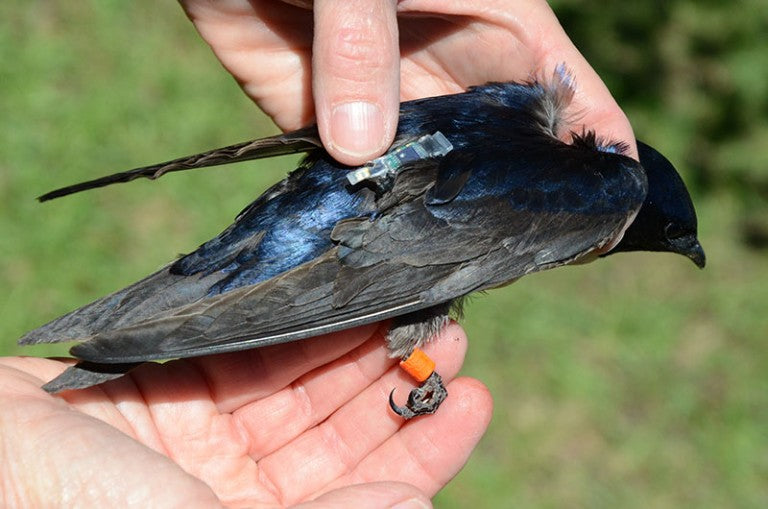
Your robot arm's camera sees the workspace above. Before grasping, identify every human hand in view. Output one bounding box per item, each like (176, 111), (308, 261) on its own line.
(179, 0), (637, 165)
(1, 322), (491, 507)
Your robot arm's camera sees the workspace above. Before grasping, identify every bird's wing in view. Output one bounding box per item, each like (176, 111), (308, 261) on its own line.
(69, 147), (647, 364)
(17, 264), (226, 345)
(38, 126), (321, 201)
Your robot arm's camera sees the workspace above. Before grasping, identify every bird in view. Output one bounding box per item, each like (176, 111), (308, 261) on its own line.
(20, 69), (705, 419)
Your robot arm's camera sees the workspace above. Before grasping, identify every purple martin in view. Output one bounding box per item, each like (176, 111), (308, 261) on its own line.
(20, 72), (705, 419)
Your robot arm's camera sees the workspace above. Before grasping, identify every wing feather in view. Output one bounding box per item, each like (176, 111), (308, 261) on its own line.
(38, 127), (321, 201)
(69, 204), (632, 363)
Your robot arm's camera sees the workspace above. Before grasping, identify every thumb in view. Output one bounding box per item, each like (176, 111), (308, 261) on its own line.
(312, 0), (400, 166)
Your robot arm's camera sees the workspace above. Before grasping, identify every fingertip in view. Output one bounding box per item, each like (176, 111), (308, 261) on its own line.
(529, 7), (638, 160)
(450, 377), (494, 427)
(418, 321), (469, 373)
(383, 378), (492, 495)
(426, 377), (494, 456)
(625, 139), (640, 162)
(326, 100), (394, 165)
(439, 320), (469, 355)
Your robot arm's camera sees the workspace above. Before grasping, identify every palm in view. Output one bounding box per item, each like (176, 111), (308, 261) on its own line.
(1, 323), (490, 507)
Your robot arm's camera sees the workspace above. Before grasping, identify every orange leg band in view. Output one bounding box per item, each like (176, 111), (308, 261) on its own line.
(399, 347), (435, 383)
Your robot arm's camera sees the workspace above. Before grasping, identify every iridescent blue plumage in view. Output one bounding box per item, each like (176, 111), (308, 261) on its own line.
(165, 81), (637, 297)
(171, 157), (376, 294)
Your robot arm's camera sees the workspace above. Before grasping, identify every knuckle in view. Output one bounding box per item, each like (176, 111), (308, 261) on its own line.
(324, 24), (394, 82)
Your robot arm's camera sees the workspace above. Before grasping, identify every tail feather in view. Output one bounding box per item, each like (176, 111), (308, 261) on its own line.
(42, 362), (141, 393)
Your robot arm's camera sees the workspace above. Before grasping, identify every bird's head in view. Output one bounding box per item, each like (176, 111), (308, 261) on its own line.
(606, 141), (706, 268)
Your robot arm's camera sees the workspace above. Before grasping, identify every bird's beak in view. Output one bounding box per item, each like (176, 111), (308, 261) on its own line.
(687, 241), (706, 269)
(672, 235), (706, 269)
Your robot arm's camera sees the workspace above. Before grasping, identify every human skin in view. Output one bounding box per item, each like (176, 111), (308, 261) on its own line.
(1, 323), (491, 507)
(2, 1), (636, 506)
(179, 0), (637, 165)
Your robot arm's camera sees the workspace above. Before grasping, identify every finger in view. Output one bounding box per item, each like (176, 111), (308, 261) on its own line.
(397, 0), (637, 159)
(57, 326), (377, 456)
(253, 322), (469, 504)
(294, 481), (431, 508)
(170, 323), (379, 412)
(523, 1), (638, 159)
(231, 325), (393, 458)
(234, 321), (467, 459)
(180, 0), (316, 129)
(313, 0), (400, 165)
(325, 377), (493, 498)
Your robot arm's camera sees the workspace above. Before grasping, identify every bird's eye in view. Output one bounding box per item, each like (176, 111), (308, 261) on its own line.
(665, 222), (687, 239)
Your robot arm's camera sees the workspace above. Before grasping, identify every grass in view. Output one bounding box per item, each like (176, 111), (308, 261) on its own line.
(2, 2), (766, 507)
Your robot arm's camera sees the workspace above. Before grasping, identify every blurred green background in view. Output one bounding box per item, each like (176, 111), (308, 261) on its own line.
(2, 1), (766, 507)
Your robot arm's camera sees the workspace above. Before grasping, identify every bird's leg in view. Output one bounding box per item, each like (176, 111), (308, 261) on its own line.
(385, 303), (453, 419)
(389, 347), (448, 419)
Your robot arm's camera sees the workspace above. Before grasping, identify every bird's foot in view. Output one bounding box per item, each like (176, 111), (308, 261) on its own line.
(389, 347), (448, 419)
(389, 371), (448, 419)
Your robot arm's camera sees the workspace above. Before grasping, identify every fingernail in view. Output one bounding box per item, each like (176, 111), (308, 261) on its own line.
(330, 101), (385, 158)
(390, 498), (431, 509)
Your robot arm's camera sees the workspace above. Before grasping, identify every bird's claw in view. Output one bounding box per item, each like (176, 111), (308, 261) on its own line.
(389, 371), (448, 420)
